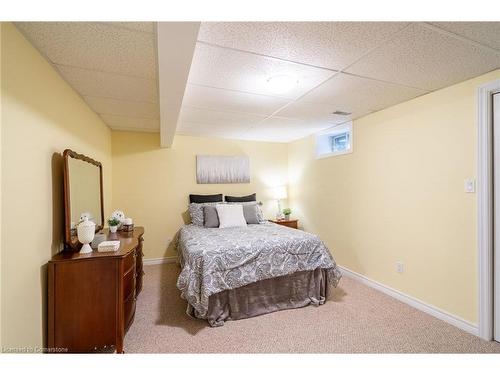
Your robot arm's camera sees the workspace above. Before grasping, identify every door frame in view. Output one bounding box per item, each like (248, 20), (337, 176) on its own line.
(477, 79), (500, 340)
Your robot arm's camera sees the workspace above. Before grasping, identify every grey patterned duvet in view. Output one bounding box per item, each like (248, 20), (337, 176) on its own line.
(176, 222), (342, 320)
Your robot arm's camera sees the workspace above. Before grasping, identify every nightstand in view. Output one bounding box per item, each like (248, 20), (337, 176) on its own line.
(269, 219), (298, 229)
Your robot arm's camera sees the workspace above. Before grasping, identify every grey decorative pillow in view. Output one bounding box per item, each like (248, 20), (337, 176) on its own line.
(189, 202), (219, 226)
(203, 205), (219, 228)
(228, 201), (264, 223)
(242, 204), (260, 224)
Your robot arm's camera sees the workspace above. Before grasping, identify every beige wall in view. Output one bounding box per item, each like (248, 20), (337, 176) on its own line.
(112, 132), (288, 259)
(288, 68), (500, 324)
(0, 23), (112, 349)
(0, 22), (3, 349)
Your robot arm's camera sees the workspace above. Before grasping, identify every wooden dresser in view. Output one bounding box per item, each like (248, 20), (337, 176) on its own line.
(48, 227), (144, 353)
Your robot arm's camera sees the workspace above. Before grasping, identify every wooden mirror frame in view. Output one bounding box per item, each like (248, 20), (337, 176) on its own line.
(63, 149), (104, 251)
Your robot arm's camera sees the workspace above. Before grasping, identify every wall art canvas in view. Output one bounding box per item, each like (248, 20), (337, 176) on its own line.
(196, 155), (250, 184)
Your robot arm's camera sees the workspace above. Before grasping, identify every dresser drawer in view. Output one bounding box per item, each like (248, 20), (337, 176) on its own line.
(124, 293), (136, 332)
(123, 265), (136, 301)
(123, 251), (135, 274)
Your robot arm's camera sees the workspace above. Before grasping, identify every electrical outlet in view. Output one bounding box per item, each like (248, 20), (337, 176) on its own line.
(464, 179), (475, 193)
(396, 262), (404, 274)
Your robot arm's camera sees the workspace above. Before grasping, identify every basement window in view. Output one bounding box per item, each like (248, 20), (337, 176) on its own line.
(315, 122), (353, 159)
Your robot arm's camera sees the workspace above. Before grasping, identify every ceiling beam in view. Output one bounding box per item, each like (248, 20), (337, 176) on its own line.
(157, 22), (200, 148)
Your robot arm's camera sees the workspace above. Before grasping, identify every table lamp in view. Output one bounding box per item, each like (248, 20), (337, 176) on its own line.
(273, 186), (287, 220)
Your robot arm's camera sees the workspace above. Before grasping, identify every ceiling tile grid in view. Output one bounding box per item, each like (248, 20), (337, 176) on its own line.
(275, 72), (430, 123)
(242, 116), (333, 143)
(15, 22), (500, 143)
(179, 106), (267, 128)
(197, 22), (410, 70)
(182, 84), (291, 116)
(83, 96), (159, 119)
(429, 22), (500, 51)
(186, 43), (337, 100)
(180, 21), (500, 142)
(15, 22), (159, 134)
(16, 22), (157, 78)
(55, 65), (159, 103)
(345, 23), (500, 91)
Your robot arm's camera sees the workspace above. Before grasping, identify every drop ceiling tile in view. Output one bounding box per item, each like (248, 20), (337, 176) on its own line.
(276, 101), (362, 124)
(182, 84), (291, 116)
(346, 23), (500, 91)
(198, 22), (409, 70)
(176, 122), (247, 139)
(187, 43), (336, 100)
(179, 106), (267, 128)
(83, 96), (159, 119)
(15, 22), (157, 79)
(278, 72), (428, 121)
(430, 22), (500, 51)
(104, 22), (156, 34)
(56, 65), (158, 103)
(100, 114), (160, 131)
(242, 117), (333, 142)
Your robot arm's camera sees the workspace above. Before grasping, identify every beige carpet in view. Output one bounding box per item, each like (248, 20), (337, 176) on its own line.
(124, 264), (500, 353)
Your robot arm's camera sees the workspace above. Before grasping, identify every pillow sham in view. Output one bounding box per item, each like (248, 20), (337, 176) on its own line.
(224, 193), (256, 202)
(242, 204), (260, 224)
(189, 193), (223, 204)
(203, 205), (220, 228)
(216, 204), (247, 228)
(189, 202), (219, 226)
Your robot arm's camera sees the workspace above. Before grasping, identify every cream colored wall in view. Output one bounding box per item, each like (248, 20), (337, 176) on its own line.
(0, 22), (3, 349)
(288, 68), (500, 324)
(1, 23), (112, 349)
(112, 132), (288, 259)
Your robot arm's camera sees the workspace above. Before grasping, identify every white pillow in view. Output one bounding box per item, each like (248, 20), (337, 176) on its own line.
(216, 204), (247, 228)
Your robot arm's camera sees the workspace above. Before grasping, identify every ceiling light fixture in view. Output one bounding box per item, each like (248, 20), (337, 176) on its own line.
(266, 75), (298, 95)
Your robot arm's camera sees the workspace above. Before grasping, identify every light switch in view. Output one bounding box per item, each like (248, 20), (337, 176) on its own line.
(464, 179), (476, 193)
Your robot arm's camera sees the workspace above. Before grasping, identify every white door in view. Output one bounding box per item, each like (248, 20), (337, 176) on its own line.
(494, 92), (500, 341)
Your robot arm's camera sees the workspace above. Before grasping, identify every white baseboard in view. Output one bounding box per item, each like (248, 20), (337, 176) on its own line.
(143, 256), (177, 266)
(338, 265), (479, 337)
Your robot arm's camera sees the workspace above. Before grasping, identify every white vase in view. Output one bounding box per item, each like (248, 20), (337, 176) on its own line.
(109, 225), (118, 233)
(77, 217), (95, 254)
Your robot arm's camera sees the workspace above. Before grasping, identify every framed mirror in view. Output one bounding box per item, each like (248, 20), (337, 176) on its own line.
(63, 149), (104, 250)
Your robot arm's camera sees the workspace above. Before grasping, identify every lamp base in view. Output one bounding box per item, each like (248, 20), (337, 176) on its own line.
(276, 199), (284, 220)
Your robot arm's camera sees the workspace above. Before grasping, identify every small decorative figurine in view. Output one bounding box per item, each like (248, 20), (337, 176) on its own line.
(110, 210), (125, 229)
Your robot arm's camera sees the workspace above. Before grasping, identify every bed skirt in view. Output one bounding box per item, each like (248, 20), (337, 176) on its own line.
(187, 268), (331, 327)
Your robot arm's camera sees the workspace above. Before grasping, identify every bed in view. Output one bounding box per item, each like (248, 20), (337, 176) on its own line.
(176, 221), (342, 326)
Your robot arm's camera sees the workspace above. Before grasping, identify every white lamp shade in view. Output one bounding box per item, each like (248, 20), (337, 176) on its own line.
(273, 186), (288, 200)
